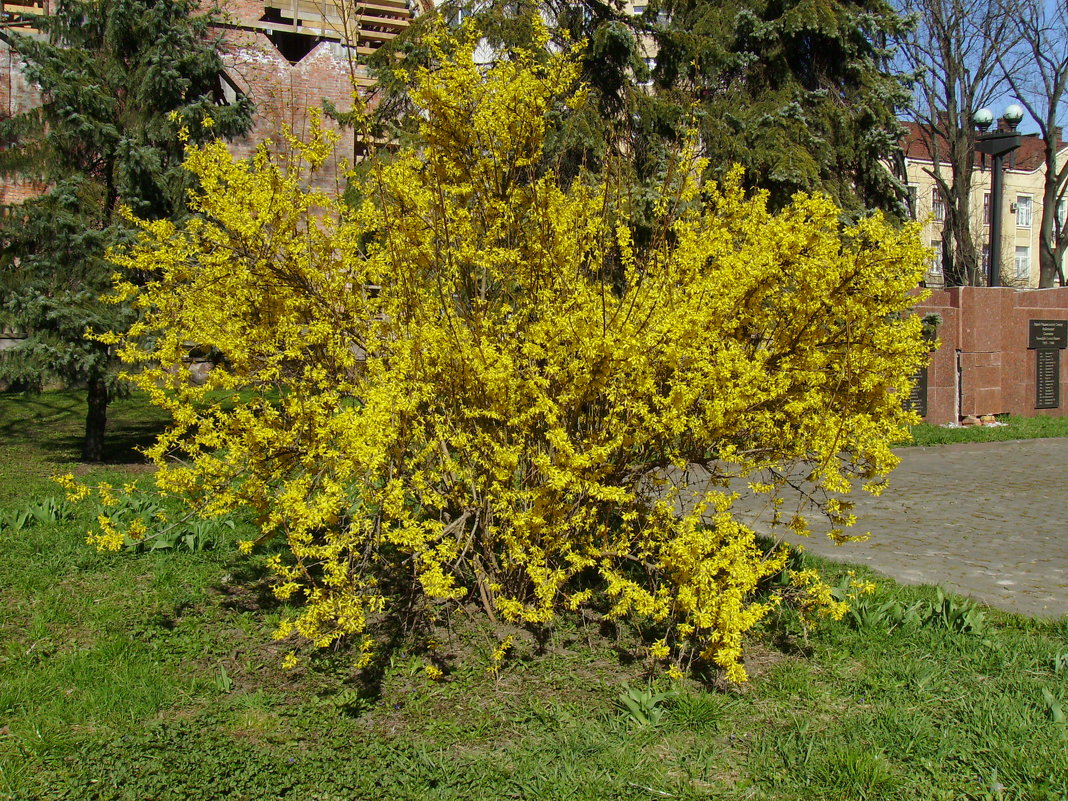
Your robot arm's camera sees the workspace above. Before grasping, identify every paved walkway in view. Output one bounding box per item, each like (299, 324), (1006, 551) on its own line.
(731, 438), (1068, 619)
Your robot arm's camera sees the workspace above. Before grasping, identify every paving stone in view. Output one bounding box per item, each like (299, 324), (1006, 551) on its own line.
(731, 438), (1068, 619)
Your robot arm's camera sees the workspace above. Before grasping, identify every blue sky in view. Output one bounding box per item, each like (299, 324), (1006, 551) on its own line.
(894, 0), (1065, 138)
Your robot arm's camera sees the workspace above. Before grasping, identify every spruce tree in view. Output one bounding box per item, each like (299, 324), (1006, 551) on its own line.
(373, 1), (911, 215)
(651, 0), (911, 213)
(0, 0), (252, 461)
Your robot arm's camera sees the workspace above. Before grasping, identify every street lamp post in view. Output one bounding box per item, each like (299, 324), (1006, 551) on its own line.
(974, 105), (1024, 287)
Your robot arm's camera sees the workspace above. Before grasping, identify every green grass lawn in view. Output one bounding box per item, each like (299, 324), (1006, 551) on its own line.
(1, 391), (1066, 800)
(904, 415), (1068, 447)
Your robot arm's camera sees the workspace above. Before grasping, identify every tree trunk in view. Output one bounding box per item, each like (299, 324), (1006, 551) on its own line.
(940, 225), (959, 286)
(944, 202), (981, 287)
(953, 144), (981, 286)
(81, 157), (118, 464)
(1039, 178), (1061, 288)
(83, 373), (109, 463)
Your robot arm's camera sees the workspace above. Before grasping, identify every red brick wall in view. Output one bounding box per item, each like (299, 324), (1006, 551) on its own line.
(1, 39), (42, 117)
(220, 30), (360, 191)
(0, 4), (370, 202)
(1, 39), (46, 204)
(221, 0), (268, 26)
(914, 287), (1068, 423)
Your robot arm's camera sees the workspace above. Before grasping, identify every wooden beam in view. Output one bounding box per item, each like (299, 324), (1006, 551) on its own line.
(252, 18), (397, 48)
(293, 1), (408, 29)
(354, 0), (410, 15)
(1, 4), (47, 15)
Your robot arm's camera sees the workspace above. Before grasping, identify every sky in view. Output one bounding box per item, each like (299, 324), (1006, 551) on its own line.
(893, 0), (1066, 138)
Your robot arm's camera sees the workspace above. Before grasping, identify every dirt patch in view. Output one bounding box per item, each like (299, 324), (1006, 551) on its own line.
(739, 640), (799, 683)
(213, 574), (282, 614)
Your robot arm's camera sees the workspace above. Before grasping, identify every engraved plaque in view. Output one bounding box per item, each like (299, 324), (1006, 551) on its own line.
(1035, 348), (1060, 409)
(1028, 319), (1068, 349)
(904, 366), (928, 417)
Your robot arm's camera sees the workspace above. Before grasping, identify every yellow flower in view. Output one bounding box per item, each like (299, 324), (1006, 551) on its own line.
(89, 18), (928, 684)
(487, 635), (514, 676)
(127, 518), (148, 541)
(649, 639), (670, 661)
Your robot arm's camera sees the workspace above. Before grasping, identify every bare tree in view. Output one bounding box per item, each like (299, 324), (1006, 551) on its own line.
(896, 0), (1019, 286)
(998, 0), (1068, 287)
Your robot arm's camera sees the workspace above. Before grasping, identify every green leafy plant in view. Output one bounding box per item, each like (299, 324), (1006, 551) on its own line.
(145, 518), (234, 553)
(319, 688), (373, 717)
(931, 587), (989, 635)
(847, 587), (989, 637)
(213, 665), (233, 694)
(0, 496), (74, 534)
(83, 492), (234, 552)
(848, 599), (911, 631)
(1041, 687), (1065, 726)
(906, 661), (941, 692)
(668, 691), (729, 732)
(848, 597), (914, 631)
(616, 686), (674, 728)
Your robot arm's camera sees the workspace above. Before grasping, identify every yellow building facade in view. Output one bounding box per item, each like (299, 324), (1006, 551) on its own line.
(904, 123), (1068, 287)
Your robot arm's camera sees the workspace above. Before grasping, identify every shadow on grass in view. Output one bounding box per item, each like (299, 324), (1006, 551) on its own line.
(1, 389), (171, 465)
(0, 390), (84, 434)
(214, 557), (284, 615)
(40, 420), (167, 465)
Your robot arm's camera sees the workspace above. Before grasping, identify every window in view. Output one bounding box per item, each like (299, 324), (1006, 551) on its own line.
(930, 239), (943, 275)
(982, 243), (990, 275)
(1016, 195), (1033, 228)
(1015, 245), (1031, 281)
(266, 29), (320, 64)
(983, 193), (990, 226)
(1058, 198), (1066, 230)
(932, 189), (945, 222)
(631, 3), (647, 14)
(906, 185), (917, 220)
(213, 71), (242, 106)
(453, 3), (481, 25)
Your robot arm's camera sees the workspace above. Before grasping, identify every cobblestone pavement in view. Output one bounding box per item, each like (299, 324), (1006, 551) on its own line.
(731, 438), (1068, 619)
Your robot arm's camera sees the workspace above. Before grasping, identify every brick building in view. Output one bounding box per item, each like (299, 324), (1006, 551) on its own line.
(0, 0), (435, 193)
(0, 1), (47, 204)
(903, 121), (1068, 288)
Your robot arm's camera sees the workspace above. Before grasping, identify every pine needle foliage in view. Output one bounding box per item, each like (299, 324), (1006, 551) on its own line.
(85, 26), (928, 682)
(651, 0), (912, 214)
(0, 0), (252, 461)
(370, 1), (911, 216)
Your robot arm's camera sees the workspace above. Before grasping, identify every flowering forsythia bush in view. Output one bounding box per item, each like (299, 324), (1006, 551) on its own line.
(84, 28), (928, 682)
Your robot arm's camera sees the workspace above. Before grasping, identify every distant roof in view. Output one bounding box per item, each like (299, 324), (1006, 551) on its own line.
(902, 120), (1068, 172)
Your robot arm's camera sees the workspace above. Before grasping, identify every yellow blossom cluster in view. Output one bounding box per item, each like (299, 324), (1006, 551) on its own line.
(487, 635), (514, 679)
(787, 568), (880, 629)
(91, 23), (928, 682)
